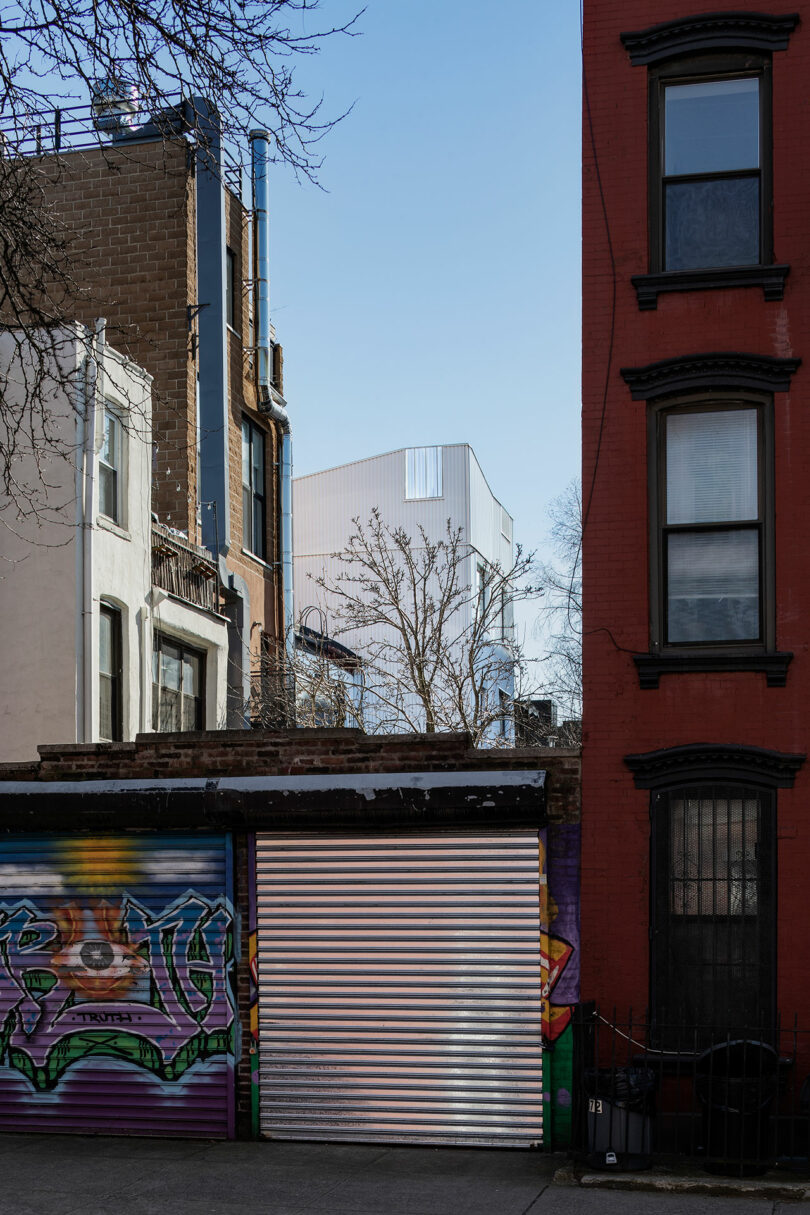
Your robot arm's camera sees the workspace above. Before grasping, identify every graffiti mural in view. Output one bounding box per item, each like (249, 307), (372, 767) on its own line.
(0, 834), (236, 1136)
(540, 823), (580, 1146)
(0, 892), (235, 1090)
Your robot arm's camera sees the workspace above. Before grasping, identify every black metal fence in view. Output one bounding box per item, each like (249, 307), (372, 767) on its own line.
(573, 1005), (810, 1177)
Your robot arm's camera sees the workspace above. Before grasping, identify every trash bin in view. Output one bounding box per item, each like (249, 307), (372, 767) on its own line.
(695, 1040), (778, 1177)
(584, 1067), (655, 1170)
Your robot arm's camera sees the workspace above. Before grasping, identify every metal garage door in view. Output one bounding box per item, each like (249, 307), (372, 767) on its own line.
(0, 833), (236, 1137)
(256, 832), (543, 1146)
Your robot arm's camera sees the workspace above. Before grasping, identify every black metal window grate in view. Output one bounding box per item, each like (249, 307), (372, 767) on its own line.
(653, 783), (775, 1042)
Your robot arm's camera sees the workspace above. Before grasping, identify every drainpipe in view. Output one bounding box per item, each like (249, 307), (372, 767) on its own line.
(250, 130), (294, 669)
(80, 318), (105, 741)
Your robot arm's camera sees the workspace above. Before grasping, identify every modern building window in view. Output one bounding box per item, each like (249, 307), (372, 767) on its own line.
(152, 633), (205, 732)
(241, 417), (266, 560)
(652, 782), (774, 1038)
(99, 404), (124, 524)
(226, 247), (237, 330)
(405, 447), (442, 499)
(651, 398), (771, 649)
(99, 602), (122, 741)
(658, 70), (763, 271)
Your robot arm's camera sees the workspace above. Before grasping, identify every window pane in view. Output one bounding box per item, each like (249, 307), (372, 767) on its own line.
(182, 652), (200, 696)
(98, 463), (117, 521)
(160, 643), (181, 691)
(99, 676), (113, 741)
(667, 410), (758, 524)
(252, 429), (264, 487)
(241, 420), (250, 487)
(667, 529), (759, 643)
(101, 410), (119, 469)
(99, 610), (112, 676)
(665, 78), (759, 176)
(243, 486), (252, 550)
(406, 447), (442, 499)
(253, 497), (265, 558)
(665, 176), (759, 269)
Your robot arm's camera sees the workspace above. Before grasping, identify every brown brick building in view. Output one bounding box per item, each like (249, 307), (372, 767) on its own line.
(40, 100), (287, 729)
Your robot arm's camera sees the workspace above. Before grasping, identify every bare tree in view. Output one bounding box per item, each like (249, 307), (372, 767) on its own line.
(0, 0), (361, 525)
(271, 508), (544, 746)
(535, 479), (582, 739)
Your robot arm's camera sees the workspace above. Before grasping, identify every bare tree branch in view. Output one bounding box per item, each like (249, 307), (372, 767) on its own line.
(268, 508), (547, 746)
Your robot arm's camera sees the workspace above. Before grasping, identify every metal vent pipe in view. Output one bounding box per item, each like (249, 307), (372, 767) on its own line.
(250, 130), (294, 664)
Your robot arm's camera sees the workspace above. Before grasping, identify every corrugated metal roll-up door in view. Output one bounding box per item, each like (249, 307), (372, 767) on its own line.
(0, 834), (236, 1138)
(257, 832), (543, 1147)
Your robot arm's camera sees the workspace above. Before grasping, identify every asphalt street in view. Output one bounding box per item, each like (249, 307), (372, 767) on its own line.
(1, 1133), (810, 1215)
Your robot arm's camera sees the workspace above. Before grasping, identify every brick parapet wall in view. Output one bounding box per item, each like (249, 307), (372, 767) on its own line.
(10, 729), (579, 820)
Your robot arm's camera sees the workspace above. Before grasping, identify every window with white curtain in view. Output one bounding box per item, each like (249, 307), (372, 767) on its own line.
(405, 447), (442, 499)
(659, 403), (765, 645)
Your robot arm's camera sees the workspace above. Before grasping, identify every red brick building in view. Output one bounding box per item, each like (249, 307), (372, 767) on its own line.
(581, 1), (809, 1049)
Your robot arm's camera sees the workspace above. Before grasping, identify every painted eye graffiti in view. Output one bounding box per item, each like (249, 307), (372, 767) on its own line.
(51, 937), (149, 1000)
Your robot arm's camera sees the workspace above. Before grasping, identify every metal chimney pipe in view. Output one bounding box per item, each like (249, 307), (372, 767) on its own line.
(249, 130), (295, 669)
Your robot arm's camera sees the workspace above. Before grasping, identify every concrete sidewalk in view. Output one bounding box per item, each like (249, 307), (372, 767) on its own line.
(2, 1133), (810, 1215)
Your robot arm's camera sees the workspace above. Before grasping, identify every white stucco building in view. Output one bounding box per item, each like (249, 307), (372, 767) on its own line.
(293, 444), (516, 738)
(0, 325), (229, 760)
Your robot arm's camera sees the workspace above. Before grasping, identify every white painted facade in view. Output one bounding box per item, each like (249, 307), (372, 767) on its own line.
(0, 326), (228, 760)
(293, 444), (515, 735)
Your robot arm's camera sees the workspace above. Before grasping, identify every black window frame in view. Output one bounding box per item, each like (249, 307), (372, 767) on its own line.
(151, 632), (206, 733)
(241, 416), (267, 561)
(649, 51), (773, 277)
(620, 10), (799, 310)
(649, 393), (774, 655)
(226, 246), (238, 332)
(99, 601), (123, 742)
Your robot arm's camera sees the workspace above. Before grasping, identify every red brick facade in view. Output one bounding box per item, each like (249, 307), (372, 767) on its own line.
(581, 2), (810, 1024)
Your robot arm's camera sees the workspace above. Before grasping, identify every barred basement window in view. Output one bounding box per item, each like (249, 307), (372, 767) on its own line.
(652, 782), (775, 1039)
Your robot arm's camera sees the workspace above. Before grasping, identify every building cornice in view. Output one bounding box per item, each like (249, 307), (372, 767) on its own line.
(621, 12), (799, 65)
(621, 352), (801, 400)
(625, 742), (805, 788)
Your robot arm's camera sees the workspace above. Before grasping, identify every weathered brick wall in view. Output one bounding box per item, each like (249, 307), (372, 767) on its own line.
(42, 141), (199, 537)
(582, 0), (810, 1018)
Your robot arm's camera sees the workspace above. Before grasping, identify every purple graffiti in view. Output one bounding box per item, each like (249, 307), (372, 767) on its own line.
(0, 893), (234, 1085)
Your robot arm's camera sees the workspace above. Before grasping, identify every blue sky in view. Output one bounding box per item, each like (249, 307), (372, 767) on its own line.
(267, 0), (582, 580)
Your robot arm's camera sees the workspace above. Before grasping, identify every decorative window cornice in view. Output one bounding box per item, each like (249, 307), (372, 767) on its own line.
(621, 12), (799, 66)
(625, 742), (805, 788)
(621, 352), (801, 400)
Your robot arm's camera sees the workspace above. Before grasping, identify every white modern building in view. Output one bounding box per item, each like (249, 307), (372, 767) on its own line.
(293, 444), (516, 738)
(0, 325), (230, 760)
